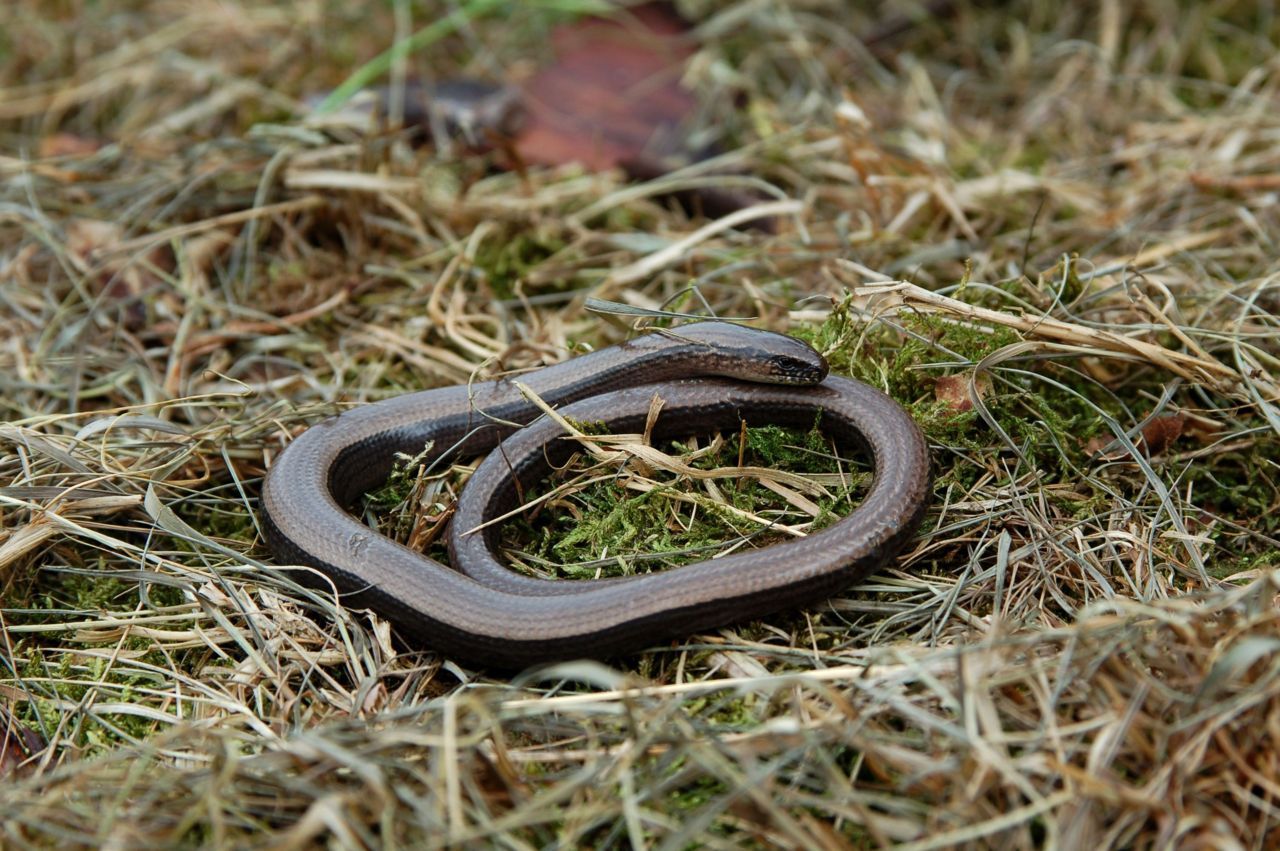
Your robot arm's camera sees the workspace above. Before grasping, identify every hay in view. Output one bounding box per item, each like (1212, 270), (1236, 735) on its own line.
(2, 0), (1278, 846)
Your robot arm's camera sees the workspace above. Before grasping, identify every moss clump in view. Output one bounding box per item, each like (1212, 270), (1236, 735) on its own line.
(498, 418), (864, 580)
(471, 227), (571, 300)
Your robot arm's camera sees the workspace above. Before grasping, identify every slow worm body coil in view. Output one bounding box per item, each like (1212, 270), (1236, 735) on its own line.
(261, 323), (930, 668)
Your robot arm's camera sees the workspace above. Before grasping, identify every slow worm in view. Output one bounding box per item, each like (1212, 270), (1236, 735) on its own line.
(261, 322), (930, 668)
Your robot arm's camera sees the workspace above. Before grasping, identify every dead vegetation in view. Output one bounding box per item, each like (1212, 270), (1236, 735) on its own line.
(1, 0), (1279, 847)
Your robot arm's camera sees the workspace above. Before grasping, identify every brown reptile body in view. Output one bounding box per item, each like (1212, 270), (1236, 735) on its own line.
(261, 323), (930, 668)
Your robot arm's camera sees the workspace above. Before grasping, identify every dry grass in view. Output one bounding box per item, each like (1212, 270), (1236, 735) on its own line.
(2, 0), (1280, 847)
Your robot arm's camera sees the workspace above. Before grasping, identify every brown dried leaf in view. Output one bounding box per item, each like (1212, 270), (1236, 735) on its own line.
(65, 219), (171, 328)
(1087, 413), (1189, 460)
(39, 132), (102, 158)
(934, 372), (989, 412)
(1138, 413), (1186, 456)
(1083, 435), (1113, 458)
(0, 706), (43, 778)
(514, 3), (696, 172)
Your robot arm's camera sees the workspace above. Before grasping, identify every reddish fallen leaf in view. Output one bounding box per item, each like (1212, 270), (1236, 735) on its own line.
(510, 4), (789, 227)
(0, 706), (44, 778)
(514, 3), (696, 173)
(1083, 435), (1112, 458)
(65, 219), (173, 329)
(1086, 413), (1189, 459)
(934, 372), (989, 412)
(1138, 413), (1186, 455)
(39, 132), (103, 158)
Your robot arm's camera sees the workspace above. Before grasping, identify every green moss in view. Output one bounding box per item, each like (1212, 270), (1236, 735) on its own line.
(356, 443), (477, 572)
(471, 228), (571, 300)
(177, 498), (260, 548)
(64, 571), (132, 610)
(7, 560), (168, 624)
(365, 443), (436, 510)
(1207, 549), (1280, 581)
(666, 773), (730, 813)
(499, 418), (862, 580)
(1186, 436), (1280, 556)
(547, 486), (667, 570)
(15, 638), (187, 753)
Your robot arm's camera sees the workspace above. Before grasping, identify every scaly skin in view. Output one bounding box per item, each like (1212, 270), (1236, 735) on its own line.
(260, 323), (930, 669)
